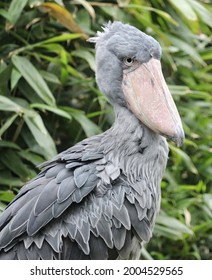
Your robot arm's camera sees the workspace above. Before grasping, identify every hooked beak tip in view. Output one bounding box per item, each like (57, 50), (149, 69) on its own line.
(170, 128), (185, 147)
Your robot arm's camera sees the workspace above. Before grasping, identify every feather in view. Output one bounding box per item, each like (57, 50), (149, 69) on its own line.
(0, 249), (17, 260)
(36, 241), (56, 260)
(89, 213), (99, 228)
(66, 240), (88, 260)
(135, 192), (146, 208)
(112, 204), (131, 230)
(24, 236), (34, 249)
(78, 221), (90, 244)
(62, 152), (82, 161)
(74, 166), (90, 188)
(125, 200), (151, 242)
(89, 234), (108, 260)
(33, 233), (45, 249)
(118, 230), (132, 259)
(0, 197), (37, 248)
(145, 187), (152, 209)
(45, 164), (65, 178)
(34, 179), (58, 216)
(65, 162), (83, 169)
(113, 226), (126, 250)
(52, 199), (73, 218)
(81, 152), (103, 161)
(66, 222), (77, 239)
(72, 174), (97, 203)
(0, 209), (12, 229)
(45, 232), (61, 253)
(27, 206), (53, 236)
(17, 242), (28, 260)
(75, 231), (89, 255)
(132, 180), (145, 196)
(134, 200), (147, 220)
(57, 176), (76, 203)
(96, 217), (113, 248)
(56, 168), (73, 183)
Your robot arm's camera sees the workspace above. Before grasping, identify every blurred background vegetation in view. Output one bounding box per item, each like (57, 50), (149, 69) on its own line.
(0, 0), (211, 259)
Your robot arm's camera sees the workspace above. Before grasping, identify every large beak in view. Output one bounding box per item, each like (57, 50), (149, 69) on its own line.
(122, 58), (184, 146)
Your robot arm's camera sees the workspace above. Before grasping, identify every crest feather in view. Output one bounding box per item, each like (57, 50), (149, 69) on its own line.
(87, 21), (112, 44)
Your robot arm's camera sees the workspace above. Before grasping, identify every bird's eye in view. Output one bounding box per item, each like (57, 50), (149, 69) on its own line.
(123, 57), (135, 67)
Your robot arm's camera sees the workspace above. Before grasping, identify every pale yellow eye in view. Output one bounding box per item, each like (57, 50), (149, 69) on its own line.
(123, 57), (135, 66)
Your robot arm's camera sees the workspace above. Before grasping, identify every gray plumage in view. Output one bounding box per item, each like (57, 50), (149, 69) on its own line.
(0, 21), (184, 259)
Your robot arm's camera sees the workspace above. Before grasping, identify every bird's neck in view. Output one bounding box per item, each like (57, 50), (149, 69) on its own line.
(111, 105), (159, 147)
(102, 105), (169, 183)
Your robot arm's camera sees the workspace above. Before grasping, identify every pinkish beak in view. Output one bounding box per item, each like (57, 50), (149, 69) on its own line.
(122, 58), (184, 146)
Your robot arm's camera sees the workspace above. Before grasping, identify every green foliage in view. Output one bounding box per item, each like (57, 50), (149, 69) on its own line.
(0, 0), (211, 259)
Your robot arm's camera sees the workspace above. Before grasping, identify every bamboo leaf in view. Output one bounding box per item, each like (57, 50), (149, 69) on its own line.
(74, 0), (96, 21)
(12, 56), (56, 106)
(23, 112), (57, 159)
(11, 67), (22, 90)
(0, 173), (23, 187)
(168, 0), (197, 21)
(1, 150), (32, 179)
(39, 2), (88, 39)
(0, 141), (21, 150)
(0, 191), (15, 202)
(157, 214), (193, 235)
(40, 33), (82, 44)
(0, 96), (23, 112)
(170, 145), (198, 174)
(126, 5), (178, 26)
(188, 0), (212, 28)
(30, 103), (72, 120)
(168, 35), (204, 65)
(0, 114), (18, 137)
(39, 70), (61, 85)
(18, 150), (44, 166)
(72, 49), (96, 71)
(62, 107), (102, 137)
(7, 0), (28, 25)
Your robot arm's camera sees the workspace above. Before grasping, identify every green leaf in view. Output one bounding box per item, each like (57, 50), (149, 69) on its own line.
(0, 141), (21, 150)
(23, 112), (57, 159)
(126, 5), (178, 26)
(0, 114), (18, 137)
(12, 56), (56, 106)
(168, 35), (204, 65)
(0, 191), (15, 202)
(0, 96), (23, 112)
(39, 70), (61, 85)
(62, 107), (102, 137)
(0, 9), (12, 22)
(168, 0), (197, 21)
(1, 150), (31, 180)
(7, 0), (28, 25)
(170, 145), (198, 174)
(18, 150), (44, 166)
(188, 0), (212, 28)
(75, 113), (102, 137)
(40, 33), (82, 44)
(74, 0), (96, 20)
(30, 103), (72, 120)
(11, 67), (22, 90)
(203, 194), (212, 211)
(156, 214), (193, 236)
(0, 176), (24, 187)
(72, 49), (96, 71)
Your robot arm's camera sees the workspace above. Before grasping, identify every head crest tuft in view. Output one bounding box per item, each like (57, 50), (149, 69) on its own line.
(87, 21), (112, 44)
